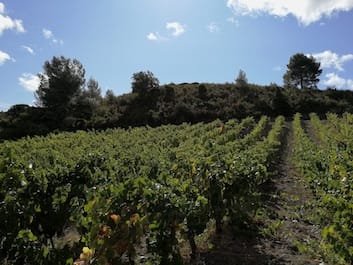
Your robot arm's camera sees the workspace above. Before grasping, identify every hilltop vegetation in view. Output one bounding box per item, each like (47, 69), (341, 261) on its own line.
(1, 54), (353, 140)
(2, 78), (353, 140)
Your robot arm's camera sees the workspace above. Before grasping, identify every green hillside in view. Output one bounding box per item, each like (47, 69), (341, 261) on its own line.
(2, 82), (353, 140)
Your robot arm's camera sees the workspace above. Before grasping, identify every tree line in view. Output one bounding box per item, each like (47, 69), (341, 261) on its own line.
(0, 53), (350, 140)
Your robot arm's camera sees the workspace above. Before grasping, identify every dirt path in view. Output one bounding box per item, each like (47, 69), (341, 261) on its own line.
(197, 121), (322, 265)
(257, 121), (322, 264)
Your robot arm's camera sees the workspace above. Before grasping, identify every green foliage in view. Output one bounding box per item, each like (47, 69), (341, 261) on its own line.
(235, 69), (248, 86)
(35, 56), (86, 114)
(3, 55), (353, 140)
(293, 112), (353, 264)
(0, 116), (284, 264)
(283, 53), (322, 89)
(131, 71), (159, 94)
(72, 78), (103, 123)
(3, 81), (353, 140)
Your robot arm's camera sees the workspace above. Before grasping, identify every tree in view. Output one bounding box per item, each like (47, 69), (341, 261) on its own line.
(235, 69), (248, 86)
(198, 84), (207, 99)
(104, 89), (116, 105)
(72, 78), (103, 121)
(164, 85), (175, 102)
(283, 53), (322, 89)
(272, 87), (291, 116)
(35, 56), (86, 113)
(85, 78), (102, 100)
(131, 71), (159, 94)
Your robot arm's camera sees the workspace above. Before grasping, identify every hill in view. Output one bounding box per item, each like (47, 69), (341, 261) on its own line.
(1, 82), (353, 140)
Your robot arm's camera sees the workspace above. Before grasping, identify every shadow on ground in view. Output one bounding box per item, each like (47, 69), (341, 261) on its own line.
(193, 122), (321, 265)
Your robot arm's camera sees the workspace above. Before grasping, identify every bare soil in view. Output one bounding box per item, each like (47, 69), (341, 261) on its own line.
(195, 121), (322, 265)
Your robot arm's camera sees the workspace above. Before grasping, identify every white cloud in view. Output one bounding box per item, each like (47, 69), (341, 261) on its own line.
(148, 21), (185, 41)
(226, 0), (353, 25)
(42, 28), (63, 45)
(147, 32), (158, 41)
(22, 45), (34, 55)
(43, 28), (53, 39)
(0, 50), (12, 65)
(324, 73), (353, 90)
(166, 22), (185, 37)
(0, 2), (25, 35)
(0, 102), (10, 111)
(146, 32), (168, 42)
(19, 73), (40, 92)
(311, 50), (353, 71)
(227, 17), (240, 26)
(207, 22), (220, 33)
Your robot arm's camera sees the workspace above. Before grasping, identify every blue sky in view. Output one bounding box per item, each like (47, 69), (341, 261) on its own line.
(1, 0), (353, 110)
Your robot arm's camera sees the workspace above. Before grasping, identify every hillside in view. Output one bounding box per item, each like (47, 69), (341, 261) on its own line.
(2, 83), (353, 140)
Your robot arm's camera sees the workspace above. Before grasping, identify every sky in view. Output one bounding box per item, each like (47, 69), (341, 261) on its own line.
(1, 0), (353, 110)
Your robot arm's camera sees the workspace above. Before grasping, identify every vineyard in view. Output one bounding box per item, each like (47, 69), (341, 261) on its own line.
(1, 114), (353, 265)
